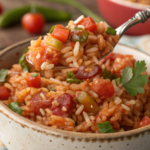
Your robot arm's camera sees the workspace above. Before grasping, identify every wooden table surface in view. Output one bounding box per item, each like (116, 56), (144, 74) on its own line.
(0, 0), (100, 50)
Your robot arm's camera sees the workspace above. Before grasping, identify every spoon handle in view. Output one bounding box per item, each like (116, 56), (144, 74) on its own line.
(116, 8), (150, 37)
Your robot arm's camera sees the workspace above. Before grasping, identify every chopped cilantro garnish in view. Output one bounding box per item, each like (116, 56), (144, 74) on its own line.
(8, 102), (24, 115)
(115, 61), (149, 96)
(97, 121), (115, 133)
(31, 73), (38, 77)
(0, 69), (8, 82)
(101, 68), (116, 81)
(66, 71), (82, 84)
(19, 48), (30, 72)
(122, 100), (125, 104)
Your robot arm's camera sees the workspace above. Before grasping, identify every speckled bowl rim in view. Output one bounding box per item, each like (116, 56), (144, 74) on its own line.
(0, 38), (150, 141)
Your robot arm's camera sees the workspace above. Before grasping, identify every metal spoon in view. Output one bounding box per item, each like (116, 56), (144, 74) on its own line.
(27, 8), (150, 70)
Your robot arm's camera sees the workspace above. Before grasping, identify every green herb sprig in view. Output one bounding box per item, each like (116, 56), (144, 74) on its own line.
(19, 48), (30, 72)
(0, 69), (8, 82)
(8, 102), (24, 115)
(115, 61), (149, 96)
(97, 121), (115, 133)
(66, 71), (82, 84)
(101, 68), (116, 81)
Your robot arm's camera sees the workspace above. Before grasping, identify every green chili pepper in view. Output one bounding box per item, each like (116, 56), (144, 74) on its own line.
(0, 5), (71, 28)
(8, 102), (24, 115)
(70, 27), (89, 43)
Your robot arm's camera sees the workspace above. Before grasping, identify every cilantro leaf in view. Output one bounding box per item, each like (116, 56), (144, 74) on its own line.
(124, 74), (148, 95)
(132, 61), (147, 80)
(0, 69), (8, 82)
(121, 67), (133, 86)
(101, 68), (116, 81)
(19, 48), (30, 72)
(115, 61), (149, 96)
(66, 71), (82, 84)
(97, 122), (115, 133)
(115, 77), (121, 85)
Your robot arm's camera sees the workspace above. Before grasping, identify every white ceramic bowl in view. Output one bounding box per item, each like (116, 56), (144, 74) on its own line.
(0, 39), (150, 150)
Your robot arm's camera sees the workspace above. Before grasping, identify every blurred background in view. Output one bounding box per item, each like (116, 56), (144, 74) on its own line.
(0, 0), (100, 50)
(0, 0), (150, 54)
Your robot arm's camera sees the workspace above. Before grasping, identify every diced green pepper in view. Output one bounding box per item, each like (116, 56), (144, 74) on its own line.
(46, 36), (62, 51)
(70, 27), (89, 43)
(106, 27), (116, 35)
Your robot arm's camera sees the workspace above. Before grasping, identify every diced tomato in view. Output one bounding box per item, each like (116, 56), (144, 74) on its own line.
(51, 25), (69, 42)
(101, 53), (116, 64)
(26, 74), (41, 88)
(26, 39), (60, 71)
(138, 116), (150, 128)
(77, 16), (97, 32)
(91, 79), (115, 99)
(0, 86), (11, 100)
(101, 53), (135, 77)
(51, 93), (74, 116)
(30, 92), (53, 114)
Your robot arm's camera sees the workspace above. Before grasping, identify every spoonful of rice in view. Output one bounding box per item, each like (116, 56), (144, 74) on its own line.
(25, 8), (150, 71)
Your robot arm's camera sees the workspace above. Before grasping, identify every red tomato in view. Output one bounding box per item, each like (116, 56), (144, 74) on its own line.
(91, 79), (115, 99)
(51, 25), (69, 42)
(0, 86), (11, 100)
(21, 13), (45, 34)
(138, 116), (150, 128)
(0, 3), (2, 14)
(26, 74), (41, 88)
(77, 16), (97, 32)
